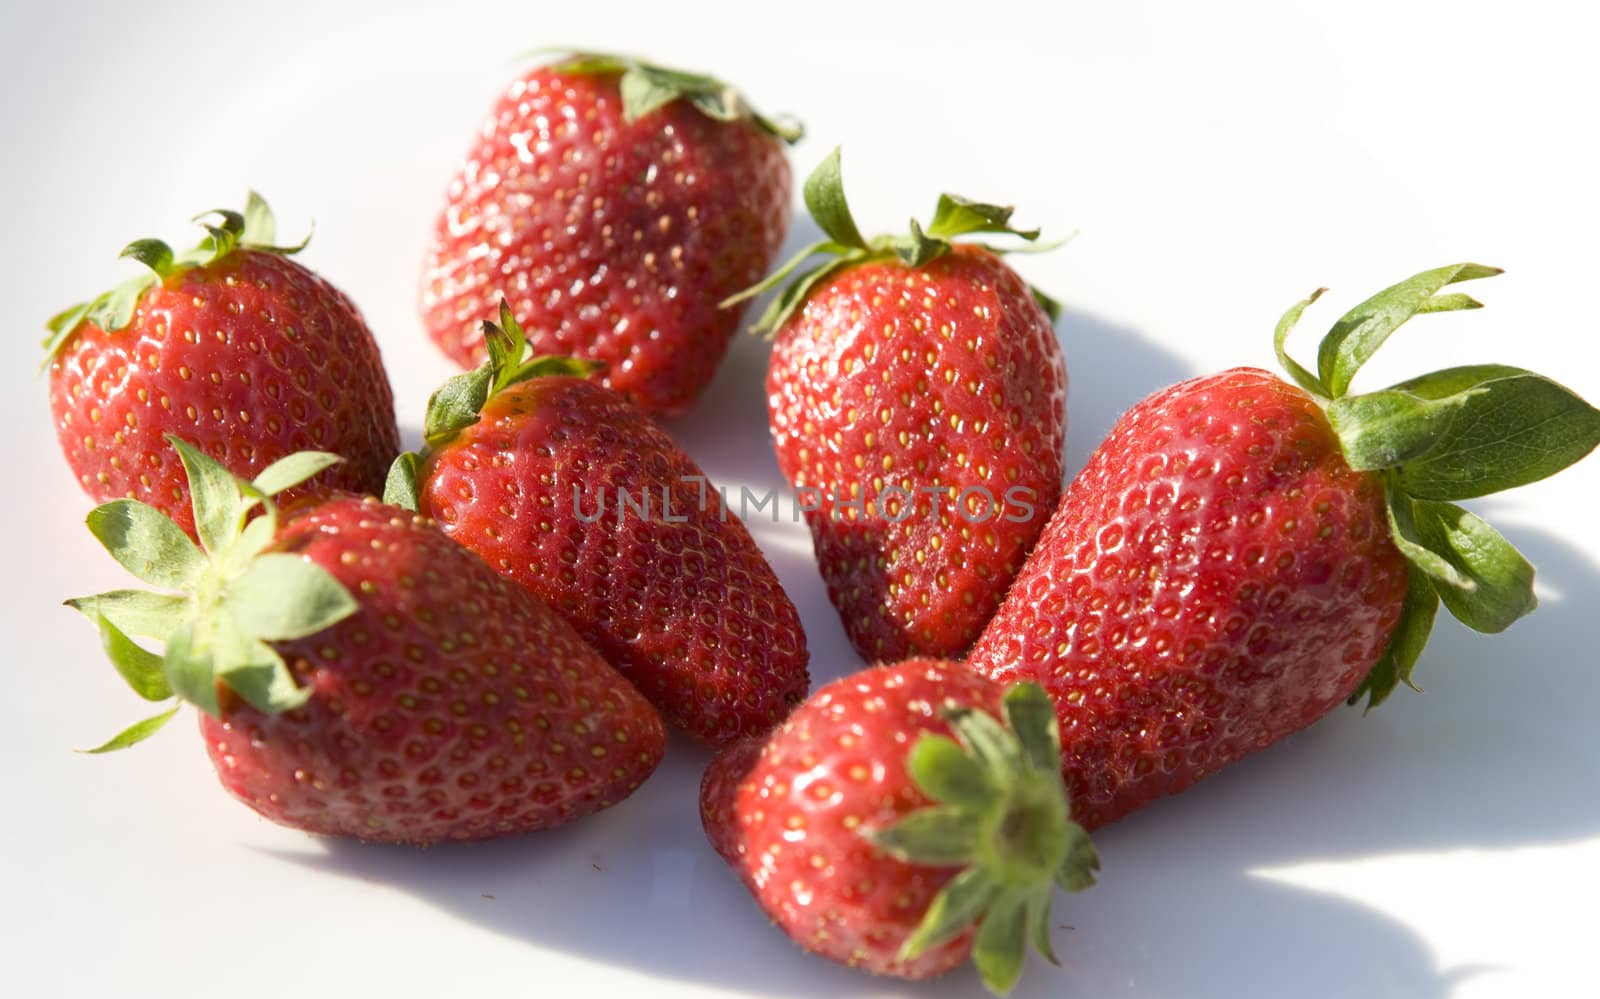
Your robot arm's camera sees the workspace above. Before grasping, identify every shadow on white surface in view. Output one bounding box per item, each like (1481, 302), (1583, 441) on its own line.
(263, 292), (1600, 998)
(263, 537), (1600, 999)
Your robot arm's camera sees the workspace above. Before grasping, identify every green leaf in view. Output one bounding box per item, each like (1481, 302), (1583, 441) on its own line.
(384, 452), (423, 511)
(1316, 263), (1502, 399)
(1407, 499), (1537, 633)
(42, 300), (94, 360)
(85, 500), (205, 590)
(926, 196), (1016, 239)
(906, 735), (995, 808)
(1054, 824), (1100, 893)
(900, 867), (1001, 960)
(970, 235), (1073, 260)
(225, 553), (357, 642)
(119, 238), (175, 277)
(1030, 286), (1062, 325)
(46, 302), (91, 338)
(542, 50), (801, 143)
(225, 477), (278, 573)
(66, 590), (188, 641)
(874, 188), (1059, 272)
(1384, 363), (1524, 401)
(639, 63), (714, 89)
(163, 622), (220, 718)
(1024, 891), (1059, 967)
(732, 151), (1059, 337)
(81, 274), (156, 340)
(1391, 367), (1600, 500)
(43, 193), (305, 365)
(866, 680), (1093, 994)
(1001, 683), (1061, 775)
(619, 67), (682, 121)
(167, 436), (247, 555)
(1417, 292), (1482, 314)
(252, 451), (342, 497)
(198, 208), (246, 238)
(215, 619), (311, 714)
(481, 300), (604, 392)
(1384, 487), (1474, 592)
(485, 300), (525, 380)
(867, 805), (982, 865)
(754, 112), (805, 144)
(687, 87), (742, 123)
(746, 258), (853, 336)
(1272, 287), (1328, 397)
(1350, 569), (1439, 709)
(233, 191), (312, 255)
(73, 605), (173, 701)
(423, 368), (494, 448)
(242, 190), (275, 244)
(186, 209), (245, 268)
(972, 891), (1029, 996)
(220, 649), (311, 715)
(719, 239), (856, 310)
(541, 50), (631, 75)
(503, 355), (604, 392)
(803, 148), (869, 250)
(946, 706), (1022, 776)
(1327, 386), (1483, 471)
(422, 306), (601, 449)
(891, 218), (950, 268)
(925, 194), (1039, 242)
(682, 76), (799, 139)
(79, 705), (180, 754)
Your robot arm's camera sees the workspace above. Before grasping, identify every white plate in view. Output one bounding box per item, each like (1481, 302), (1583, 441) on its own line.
(4, 3), (1598, 997)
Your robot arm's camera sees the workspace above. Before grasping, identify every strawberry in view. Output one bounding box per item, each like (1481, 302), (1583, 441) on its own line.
(700, 659), (1097, 995)
(735, 149), (1067, 661)
(67, 438), (665, 843)
(969, 264), (1600, 830)
(420, 51), (800, 415)
(385, 304), (809, 747)
(45, 193), (399, 538)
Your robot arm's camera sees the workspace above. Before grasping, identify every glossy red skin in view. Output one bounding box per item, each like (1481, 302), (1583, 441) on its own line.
(201, 495), (666, 844)
(700, 659), (1005, 981)
(419, 377), (809, 747)
(767, 246), (1067, 661)
(420, 68), (792, 415)
(50, 251), (398, 537)
(969, 369), (1409, 830)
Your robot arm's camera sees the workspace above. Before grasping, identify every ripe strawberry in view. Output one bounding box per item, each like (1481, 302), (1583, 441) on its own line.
(738, 149), (1067, 661)
(46, 193), (399, 538)
(385, 304), (809, 747)
(420, 51), (800, 415)
(67, 438), (665, 843)
(700, 659), (1097, 995)
(970, 264), (1600, 830)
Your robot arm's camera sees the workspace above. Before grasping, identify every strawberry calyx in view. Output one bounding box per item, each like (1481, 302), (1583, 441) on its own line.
(867, 682), (1097, 996)
(537, 49), (802, 144)
(724, 147), (1066, 335)
(1274, 265), (1600, 706)
(43, 192), (310, 364)
(66, 438), (356, 752)
(384, 300), (600, 511)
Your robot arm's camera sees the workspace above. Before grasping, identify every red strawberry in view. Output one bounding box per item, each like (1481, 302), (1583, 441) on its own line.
(386, 304), (809, 746)
(970, 265), (1600, 830)
(420, 51), (800, 415)
(46, 194), (399, 538)
(739, 149), (1067, 661)
(67, 438), (665, 843)
(701, 659), (1097, 995)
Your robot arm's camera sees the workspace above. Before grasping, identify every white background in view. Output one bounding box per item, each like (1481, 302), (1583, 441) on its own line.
(3, 2), (1597, 996)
